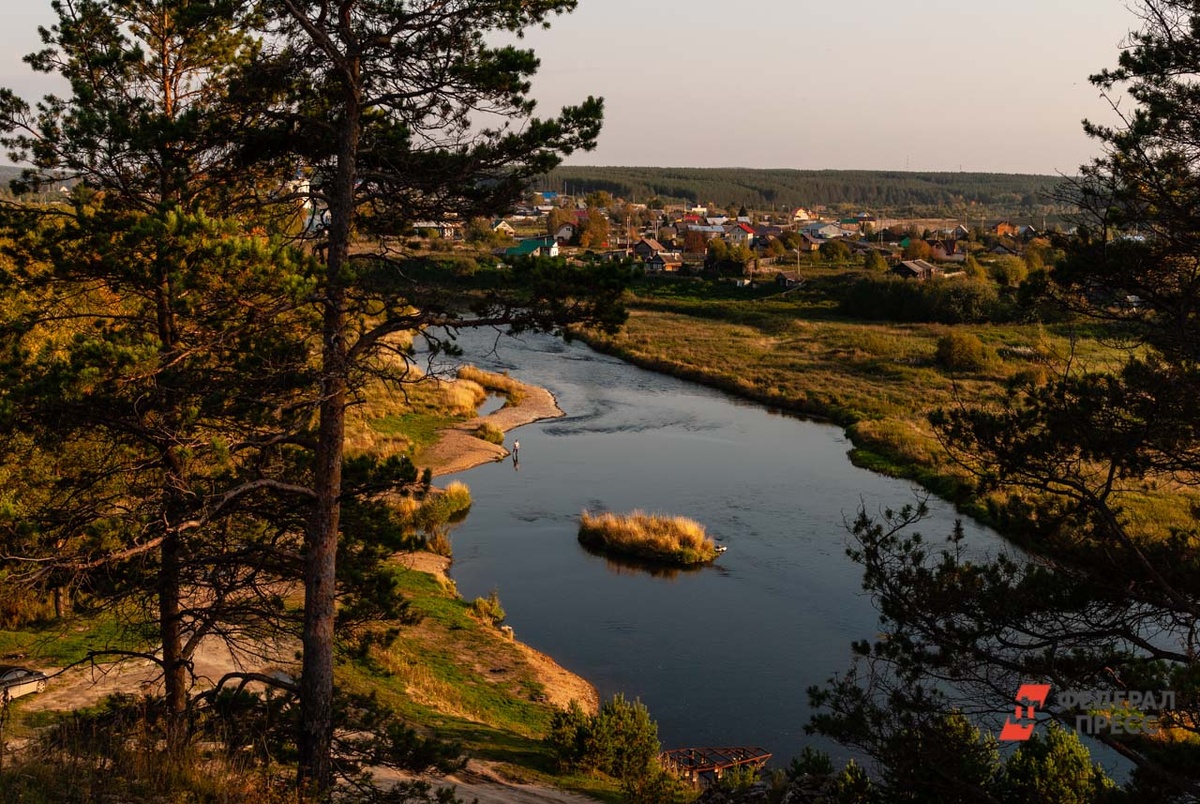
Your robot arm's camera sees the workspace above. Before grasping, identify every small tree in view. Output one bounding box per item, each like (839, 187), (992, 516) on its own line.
(903, 239), (933, 261)
(997, 725), (1115, 804)
(864, 250), (889, 272)
(820, 239), (852, 263)
(990, 255), (1029, 287)
(963, 253), (987, 281)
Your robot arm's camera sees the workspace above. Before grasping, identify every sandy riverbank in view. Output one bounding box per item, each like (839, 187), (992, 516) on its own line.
(420, 376), (564, 478)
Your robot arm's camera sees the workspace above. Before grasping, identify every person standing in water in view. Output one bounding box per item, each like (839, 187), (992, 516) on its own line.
(513, 440), (520, 457)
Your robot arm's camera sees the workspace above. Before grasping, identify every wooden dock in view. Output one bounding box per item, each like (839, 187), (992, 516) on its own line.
(659, 746), (773, 785)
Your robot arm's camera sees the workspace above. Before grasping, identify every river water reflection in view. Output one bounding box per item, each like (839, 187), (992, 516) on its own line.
(437, 330), (1011, 762)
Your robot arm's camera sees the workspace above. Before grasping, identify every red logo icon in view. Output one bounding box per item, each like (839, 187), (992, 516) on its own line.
(999, 684), (1051, 741)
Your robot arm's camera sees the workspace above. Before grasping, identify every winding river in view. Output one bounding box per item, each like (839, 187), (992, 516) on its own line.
(435, 329), (1012, 763)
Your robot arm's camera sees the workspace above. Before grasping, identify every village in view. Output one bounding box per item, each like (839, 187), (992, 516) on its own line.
(415, 190), (1057, 290)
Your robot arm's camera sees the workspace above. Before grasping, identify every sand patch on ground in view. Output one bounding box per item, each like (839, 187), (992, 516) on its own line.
(421, 378), (563, 477)
(18, 636), (299, 717)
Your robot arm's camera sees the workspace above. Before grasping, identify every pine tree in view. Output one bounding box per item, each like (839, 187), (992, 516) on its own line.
(230, 2), (629, 789)
(0, 0), (317, 744)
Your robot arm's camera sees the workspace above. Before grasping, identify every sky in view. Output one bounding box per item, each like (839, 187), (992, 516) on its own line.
(0, 1), (1139, 175)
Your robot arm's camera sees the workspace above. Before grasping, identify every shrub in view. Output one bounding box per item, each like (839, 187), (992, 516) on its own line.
(990, 254), (1029, 287)
(469, 589), (505, 626)
(995, 724), (1115, 804)
(839, 275), (1010, 324)
(863, 250), (889, 272)
(713, 763), (761, 793)
(472, 421), (505, 445)
(547, 694), (662, 783)
(935, 331), (989, 372)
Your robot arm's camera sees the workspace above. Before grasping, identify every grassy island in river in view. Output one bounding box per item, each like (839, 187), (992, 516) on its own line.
(578, 510), (722, 566)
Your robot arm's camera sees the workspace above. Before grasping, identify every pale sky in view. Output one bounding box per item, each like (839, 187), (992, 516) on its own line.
(1, 1), (1139, 174)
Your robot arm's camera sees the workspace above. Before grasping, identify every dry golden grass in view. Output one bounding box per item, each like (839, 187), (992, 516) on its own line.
(578, 510), (720, 566)
(457, 364), (528, 405)
(473, 421), (505, 445)
(344, 362), (486, 459)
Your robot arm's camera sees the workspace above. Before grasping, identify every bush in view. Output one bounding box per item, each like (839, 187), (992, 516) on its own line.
(989, 254), (1029, 287)
(839, 275), (1011, 324)
(995, 724), (1115, 804)
(469, 589), (505, 626)
(547, 694), (662, 783)
(473, 421), (504, 445)
(935, 331), (989, 373)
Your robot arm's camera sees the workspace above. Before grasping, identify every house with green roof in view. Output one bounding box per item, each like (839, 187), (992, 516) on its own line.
(504, 236), (559, 258)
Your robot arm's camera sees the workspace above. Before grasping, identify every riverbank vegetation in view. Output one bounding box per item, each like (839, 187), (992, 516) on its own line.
(578, 511), (720, 566)
(548, 695), (688, 804)
(581, 278), (1197, 551)
(457, 365), (528, 407)
(473, 421), (506, 445)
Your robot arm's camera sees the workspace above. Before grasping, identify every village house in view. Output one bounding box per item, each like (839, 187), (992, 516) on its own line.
(645, 251), (684, 273)
(492, 219), (516, 237)
(927, 239), (965, 262)
(553, 222), (577, 244)
(800, 221), (850, 240)
(993, 220), (1019, 238)
(505, 236), (559, 258)
(725, 222), (756, 247)
(775, 271), (803, 288)
(892, 259), (942, 280)
(412, 220), (463, 240)
(633, 237), (667, 260)
(753, 225), (785, 248)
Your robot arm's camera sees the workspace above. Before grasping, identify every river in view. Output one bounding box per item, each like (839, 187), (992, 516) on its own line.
(435, 329), (1013, 763)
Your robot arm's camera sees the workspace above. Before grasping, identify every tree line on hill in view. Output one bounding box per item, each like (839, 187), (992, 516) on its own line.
(539, 166), (1069, 218)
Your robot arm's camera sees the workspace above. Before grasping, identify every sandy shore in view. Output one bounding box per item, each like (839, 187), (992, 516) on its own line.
(421, 378), (564, 477)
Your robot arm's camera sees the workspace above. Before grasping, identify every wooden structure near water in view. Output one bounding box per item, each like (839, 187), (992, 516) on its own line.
(659, 746), (773, 786)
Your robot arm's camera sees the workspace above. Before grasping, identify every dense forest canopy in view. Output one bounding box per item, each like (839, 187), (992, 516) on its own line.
(541, 166), (1069, 217)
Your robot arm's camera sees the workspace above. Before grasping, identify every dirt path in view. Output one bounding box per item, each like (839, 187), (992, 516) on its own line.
(376, 761), (601, 804)
(22, 635), (299, 717)
(421, 379), (563, 477)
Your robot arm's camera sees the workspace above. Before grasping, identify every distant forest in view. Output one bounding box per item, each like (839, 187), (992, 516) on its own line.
(2, 163), (1072, 220)
(540, 166), (1072, 218)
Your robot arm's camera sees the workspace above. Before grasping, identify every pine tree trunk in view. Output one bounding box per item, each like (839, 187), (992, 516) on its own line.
(298, 73), (360, 793)
(159, 529), (187, 750)
(297, 322), (346, 791)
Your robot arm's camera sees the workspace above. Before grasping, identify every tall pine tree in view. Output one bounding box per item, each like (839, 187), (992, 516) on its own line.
(233, 1), (626, 788)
